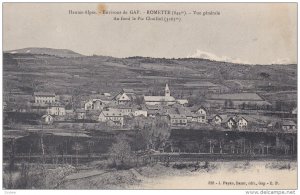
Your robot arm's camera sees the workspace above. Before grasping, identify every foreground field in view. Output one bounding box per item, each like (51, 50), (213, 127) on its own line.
(3, 160), (296, 189)
(133, 161), (297, 189)
(57, 160), (296, 189)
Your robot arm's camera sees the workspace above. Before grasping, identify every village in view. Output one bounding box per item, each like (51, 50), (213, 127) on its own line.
(3, 83), (297, 133)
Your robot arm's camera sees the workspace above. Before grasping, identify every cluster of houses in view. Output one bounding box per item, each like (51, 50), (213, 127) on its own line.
(17, 84), (296, 132)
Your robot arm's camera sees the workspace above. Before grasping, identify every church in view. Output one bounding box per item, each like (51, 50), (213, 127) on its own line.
(144, 84), (177, 106)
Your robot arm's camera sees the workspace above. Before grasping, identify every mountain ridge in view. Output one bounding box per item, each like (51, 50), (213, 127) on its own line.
(5, 47), (84, 58)
(4, 47), (297, 66)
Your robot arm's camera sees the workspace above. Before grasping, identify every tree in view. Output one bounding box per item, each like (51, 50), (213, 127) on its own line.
(109, 134), (132, 166)
(208, 139), (218, 154)
(72, 142), (84, 166)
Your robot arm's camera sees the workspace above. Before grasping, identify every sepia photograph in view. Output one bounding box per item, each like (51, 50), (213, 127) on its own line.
(2, 2), (298, 191)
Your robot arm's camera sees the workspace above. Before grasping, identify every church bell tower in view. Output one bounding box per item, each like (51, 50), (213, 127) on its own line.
(165, 83), (170, 97)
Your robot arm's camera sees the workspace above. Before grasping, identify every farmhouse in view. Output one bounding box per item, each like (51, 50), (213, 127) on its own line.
(34, 92), (56, 104)
(75, 109), (86, 120)
(193, 106), (207, 123)
(109, 105), (132, 116)
(169, 114), (188, 127)
(47, 104), (66, 116)
(84, 99), (107, 111)
(98, 110), (124, 126)
(221, 116), (237, 129)
(176, 99), (189, 105)
(282, 120), (297, 131)
(41, 114), (53, 125)
(236, 116), (248, 130)
(210, 114), (223, 125)
(144, 84), (177, 106)
(133, 109), (148, 117)
(113, 91), (132, 105)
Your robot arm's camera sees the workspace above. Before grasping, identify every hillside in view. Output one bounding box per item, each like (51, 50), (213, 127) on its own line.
(3, 48), (297, 104)
(5, 47), (83, 58)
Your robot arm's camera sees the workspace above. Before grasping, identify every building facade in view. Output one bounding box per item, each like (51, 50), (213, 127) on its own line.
(34, 92), (56, 104)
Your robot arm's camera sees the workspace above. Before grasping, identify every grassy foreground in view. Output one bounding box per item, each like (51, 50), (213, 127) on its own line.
(3, 160), (297, 189)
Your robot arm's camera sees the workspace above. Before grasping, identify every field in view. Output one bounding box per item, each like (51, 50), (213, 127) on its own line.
(134, 161), (297, 189)
(4, 160), (296, 189)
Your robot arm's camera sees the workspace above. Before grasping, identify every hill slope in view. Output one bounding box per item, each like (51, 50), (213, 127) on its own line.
(5, 47), (84, 58)
(3, 49), (297, 104)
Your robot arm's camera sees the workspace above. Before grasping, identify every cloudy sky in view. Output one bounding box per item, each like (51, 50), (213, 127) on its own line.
(3, 3), (297, 64)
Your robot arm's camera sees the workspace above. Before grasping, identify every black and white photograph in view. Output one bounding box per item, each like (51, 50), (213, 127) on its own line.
(2, 2), (298, 190)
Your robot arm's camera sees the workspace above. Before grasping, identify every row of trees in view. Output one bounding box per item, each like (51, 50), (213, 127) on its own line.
(170, 137), (295, 155)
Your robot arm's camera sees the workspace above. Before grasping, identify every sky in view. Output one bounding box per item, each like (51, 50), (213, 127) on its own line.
(3, 3), (297, 65)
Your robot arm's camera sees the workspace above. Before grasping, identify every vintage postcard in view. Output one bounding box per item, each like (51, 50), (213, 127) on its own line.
(2, 3), (297, 190)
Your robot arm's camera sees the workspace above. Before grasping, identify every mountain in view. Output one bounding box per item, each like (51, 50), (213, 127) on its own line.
(5, 47), (84, 58)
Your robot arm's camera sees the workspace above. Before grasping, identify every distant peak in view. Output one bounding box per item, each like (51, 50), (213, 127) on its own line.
(5, 47), (84, 58)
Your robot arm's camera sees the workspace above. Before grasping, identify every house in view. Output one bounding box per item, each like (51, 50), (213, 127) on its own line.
(84, 99), (107, 111)
(75, 109), (86, 120)
(177, 107), (193, 122)
(194, 107), (207, 123)
(109, 106), (132, 116)
(134, 110), (147, 117)
(169, 114), (188, 127)
(177, 99), (189, 105)
(47, 104), (66, 116)
(113, 92), (132, 105)
(210, 114), (223, 125)
(144, 84), (177, 106)
(41, 114), (54, 125)
(195, 107), (207, 115)
(112, 88), (136, 105)
(98, 110), (124, 126)
(34, 92), (56, 104)
(145, 104), (163, 117)
(193, 114), (207, 123)
(237, 116), (248, 130)
(282, 121), (297, 131)
(221, 116), (237, 129)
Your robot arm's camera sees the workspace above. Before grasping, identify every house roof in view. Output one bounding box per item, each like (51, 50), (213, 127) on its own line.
(169, 114), (187, 119)
(144, 96), (176, 102)
(177, 99), (189, 104)
(101, 110), (123, 117)
(34, 92), (55, 97)
(134, 110), (147, 113)
(114, 92), (131, 101)
(48, 103), (65, 107)
(145, 104), (162, 110)
(282, 120), (296, 126)
(209, 93), (263, 101)
(42, 114), (53, 118)
(111, 105), (133, 109)
(218, 115), (236, 123)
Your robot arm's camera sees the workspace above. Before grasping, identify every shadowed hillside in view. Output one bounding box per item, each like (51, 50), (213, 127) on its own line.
(3, 48), (297, 104)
